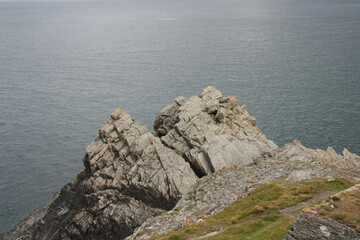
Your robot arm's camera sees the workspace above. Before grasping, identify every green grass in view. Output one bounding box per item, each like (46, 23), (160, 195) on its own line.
(187, 193), (194, 200)
(206, 213), (294, 240)
(168, 236), (181, 240)
(332, 196), (341, 201)
(263, 215), (279, 222)
(323, 206), (332, 212)
(149, 178), (357, 240)
(334, 212), (347, 220)
(208, 178), (355, 225)
(313, 185), (360, 232)
(352, 216), (360, 223)
(114, 126), (122, 140)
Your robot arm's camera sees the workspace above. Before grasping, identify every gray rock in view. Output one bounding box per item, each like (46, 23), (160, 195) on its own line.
(110, 108), (123, 120)
(1, 110), (197, 240)
(283, 211), (360, 240)
(154, 86), (278, 176)
(128, 139), (360, 240)
(3, 86), (360, 240)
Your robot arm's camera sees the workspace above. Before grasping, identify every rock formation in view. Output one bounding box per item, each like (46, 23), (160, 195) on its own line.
(1, 109), (198, 240)
(154, 86), (277, 176)
(128, 140), (360, 239)
(1, 86), (359, 240)
(283, 211), (360, 240)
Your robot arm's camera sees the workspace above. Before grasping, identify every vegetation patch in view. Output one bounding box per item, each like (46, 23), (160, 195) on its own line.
(174, 206), (182, 212)
(206, 214), (294, 240)
(263, 215), (279, 222)
(331, 196), (341, 201)
(307, 184), (360, 232)
(186, 193), (194, 200)
(114, 126), (122, 140)
(149, 178), (357, 240)
(168, 236), (181, 240)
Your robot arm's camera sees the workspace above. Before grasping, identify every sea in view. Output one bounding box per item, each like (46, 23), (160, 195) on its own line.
(0, 0), (359, 234)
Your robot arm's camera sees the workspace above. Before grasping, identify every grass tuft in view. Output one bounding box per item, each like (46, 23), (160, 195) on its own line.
(332, 196), (341, 201)
(263, 215), (279, 222)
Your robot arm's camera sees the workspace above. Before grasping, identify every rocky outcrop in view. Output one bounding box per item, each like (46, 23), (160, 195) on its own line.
(1, 109), (198, 240)
(128, 140), (360, 239)
(255, 140), (360, 183)
(2, 86), (359, 240)
(262, 139), (360, 170)
(283, 211), (360, 240)
(154, 86), (277, 176)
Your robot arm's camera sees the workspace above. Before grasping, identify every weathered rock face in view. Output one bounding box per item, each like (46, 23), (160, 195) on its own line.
(3, 86), (358, 240)
(1, 109), (198, 240)
(128, 140), (360, 240)
(154, 86), (277, 176)
(256, 140), (360, 183)
(283, 211), (360, 240)
(85, 111), (197, 210)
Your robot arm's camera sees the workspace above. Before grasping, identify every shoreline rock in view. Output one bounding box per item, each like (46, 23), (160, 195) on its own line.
(2, 86), (359, 240)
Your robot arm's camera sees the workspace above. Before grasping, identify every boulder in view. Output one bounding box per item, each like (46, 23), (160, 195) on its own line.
(110, 108), (123, 120)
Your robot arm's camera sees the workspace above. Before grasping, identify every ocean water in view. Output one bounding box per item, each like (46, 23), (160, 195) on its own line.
(0, 0), (359, 234)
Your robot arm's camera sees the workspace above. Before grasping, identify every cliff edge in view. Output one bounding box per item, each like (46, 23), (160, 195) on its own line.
(1, 86), (359, 240)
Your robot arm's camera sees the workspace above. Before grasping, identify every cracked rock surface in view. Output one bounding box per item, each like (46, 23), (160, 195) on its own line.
(2, 86), (359, 240)
(283, 211), (360, 240)
(1, 110), (197, 240)
(154, 86), (277, 176)
(127, 140), (360, 239)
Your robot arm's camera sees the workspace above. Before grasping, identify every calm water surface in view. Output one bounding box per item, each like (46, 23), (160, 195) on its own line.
(0, 0), (359, 233)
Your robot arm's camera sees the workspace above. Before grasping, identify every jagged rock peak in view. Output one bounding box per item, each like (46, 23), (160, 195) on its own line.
(154, 86), (278, 176)
(83, 108), (198, 204)
(1, 109), (198, 240)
